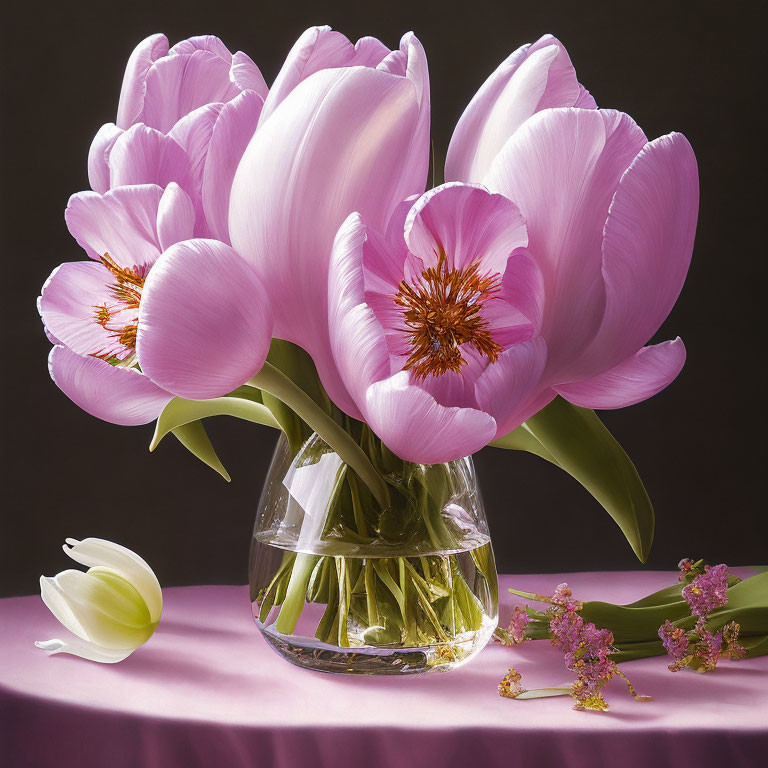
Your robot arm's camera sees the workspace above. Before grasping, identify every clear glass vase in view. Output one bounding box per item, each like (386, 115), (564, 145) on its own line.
(249, 430), (498, 675)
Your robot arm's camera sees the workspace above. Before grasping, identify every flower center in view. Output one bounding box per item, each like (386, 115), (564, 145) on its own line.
(91, 253), (148, 363)
(394, 249), (503, 378)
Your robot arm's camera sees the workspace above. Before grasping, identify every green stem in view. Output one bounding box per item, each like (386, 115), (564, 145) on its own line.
(348, 474), (368, 538)
(274, 553), (319, 634)
(247, 363), (390, 510)
(364, 560), (378, 627)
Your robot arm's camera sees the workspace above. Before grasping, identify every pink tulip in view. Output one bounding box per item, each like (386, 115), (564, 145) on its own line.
(445, 37), (694, 412)
(88, 34), (267, 243)
(328, 106), (698, 462)
(39, 183), (272, 424)
(229, 28), (430, 417)
(328, 183), (546, 463)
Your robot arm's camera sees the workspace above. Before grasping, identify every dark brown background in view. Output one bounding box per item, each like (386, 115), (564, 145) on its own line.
(2, 0), (765, 597)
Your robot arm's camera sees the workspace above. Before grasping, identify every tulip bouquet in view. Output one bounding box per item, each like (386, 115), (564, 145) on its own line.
(38, 27), (698, 673)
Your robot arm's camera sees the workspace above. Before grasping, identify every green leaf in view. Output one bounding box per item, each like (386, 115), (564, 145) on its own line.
(491, 397), (654, 562)
(150, 394), (281, 452)
(170, 421), (231, 482)
(514, 687), (572, 699)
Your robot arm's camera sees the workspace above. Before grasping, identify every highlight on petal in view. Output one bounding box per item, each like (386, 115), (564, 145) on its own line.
(446, 35), (591, 184)
(230, 64), (424, 416)
(395, 32), (430, 203)
(201, 90), (264, 243)
(365, 371), (497, 464)
(48, 345), (171, 426)
(475, 337), (549, 437)
(585, 133), (699, 372)
(136, 239), (272, 399)
(117, 33), (170, 129)
(63, 537), (163, 622)
(259, 26), (389, 124)
(555, 338), (686, 409)
(404, 182), (528, 274)
(484, 108), (647, 382)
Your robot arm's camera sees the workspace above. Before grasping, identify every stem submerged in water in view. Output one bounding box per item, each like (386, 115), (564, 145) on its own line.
(274, 553), (319, 634)
(255, 419), (496, 655)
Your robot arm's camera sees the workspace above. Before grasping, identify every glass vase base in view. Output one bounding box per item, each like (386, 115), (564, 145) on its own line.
(256, 616), (496, 675)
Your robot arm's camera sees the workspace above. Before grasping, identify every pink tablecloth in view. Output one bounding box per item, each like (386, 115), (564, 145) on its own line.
(1, 570), (766, 768)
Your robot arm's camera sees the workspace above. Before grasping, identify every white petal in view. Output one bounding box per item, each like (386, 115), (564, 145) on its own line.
(63, 538), (163, 622)
(39, 575), (89, 641)
(35, 637), (134, 663)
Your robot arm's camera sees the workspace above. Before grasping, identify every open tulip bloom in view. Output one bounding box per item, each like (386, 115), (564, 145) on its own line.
(38, 28), (698, 659)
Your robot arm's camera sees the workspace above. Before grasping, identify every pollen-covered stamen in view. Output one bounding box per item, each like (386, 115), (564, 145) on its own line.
(117, 324), (138, 350)
(93, 304), (112, 326)
(394, 249), (503, 378)
(100, 253), (148, 289)
(90, 253), (147, 363)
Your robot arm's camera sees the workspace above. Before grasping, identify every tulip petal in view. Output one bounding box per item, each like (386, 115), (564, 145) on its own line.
(329, 214), (392, 406)
(585, 133), (699, 371)
(63, 537), (163, 622)
(35, 637), (134, 663)
(117, 33), (170, 129)
(141, 49), (240, 133)
(230, 64), (425, 416)
(66, 185), (164, 266)
(475, 337), (549, 437)
(416, 346), (489, 409)
(404, 183), (528, 274)
(167, 102), (225, 206)
(230, 51), (269, 98)
(48, 345), (171, 426)
(156, 182), (195, 251)
(44, 569), (154, 649)
(168, 35), (231, 59)
(201, 90), (263, 243)
(87, 123), (123, 194)
(446, 35), (590, 184)
(108, 124), (193, 196)
(136, 239), (272, 399)
(39, 575), (89, 641)
(259, 26), (389, 124)
(575, 84), (597, 108)
(365, 371), (497, 464)
(40, 261), (120, 356)
(484, 108), (647, 382)
(554, 338), (686, 408)
(396, 33), (430, 201)
(500, 247), (545, 331)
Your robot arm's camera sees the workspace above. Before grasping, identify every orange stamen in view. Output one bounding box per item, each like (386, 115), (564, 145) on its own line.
(394, 248), (503, 378)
